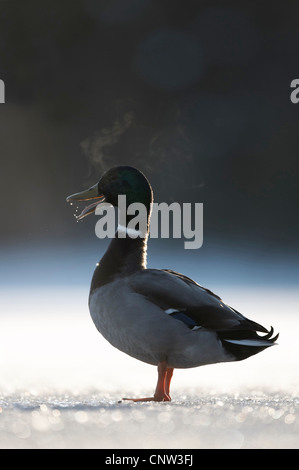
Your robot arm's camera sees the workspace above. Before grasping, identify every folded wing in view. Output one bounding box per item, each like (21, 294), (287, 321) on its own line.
(130, 269), (278, 360)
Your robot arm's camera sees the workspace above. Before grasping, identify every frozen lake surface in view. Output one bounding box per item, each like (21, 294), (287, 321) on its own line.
(1, 391), (299, 449)
(0, 247), (298, 448)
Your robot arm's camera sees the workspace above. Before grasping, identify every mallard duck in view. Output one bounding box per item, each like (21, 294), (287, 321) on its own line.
(66, 166), (278, 402)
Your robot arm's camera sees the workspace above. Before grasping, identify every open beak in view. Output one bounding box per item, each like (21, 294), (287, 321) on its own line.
(66, 183), (105, 220)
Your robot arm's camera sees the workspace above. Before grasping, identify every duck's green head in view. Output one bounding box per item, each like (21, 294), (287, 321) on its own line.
(66, 166), (153, 220)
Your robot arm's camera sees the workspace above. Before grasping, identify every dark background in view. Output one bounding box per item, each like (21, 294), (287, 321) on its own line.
(0, 0), (298, 281)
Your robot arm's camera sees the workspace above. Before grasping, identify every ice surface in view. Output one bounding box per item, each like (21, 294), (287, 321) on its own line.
(0, 392), (299, 449)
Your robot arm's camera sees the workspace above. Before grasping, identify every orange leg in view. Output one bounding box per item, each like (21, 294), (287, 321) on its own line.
(165, 367), (174, 398)
(122, 361), (174, 402)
